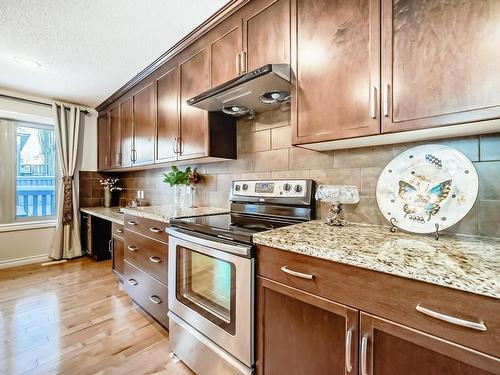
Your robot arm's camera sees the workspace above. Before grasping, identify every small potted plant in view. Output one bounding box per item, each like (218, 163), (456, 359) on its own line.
(99, 177), (123, 208)
(162, 166), (199, 207)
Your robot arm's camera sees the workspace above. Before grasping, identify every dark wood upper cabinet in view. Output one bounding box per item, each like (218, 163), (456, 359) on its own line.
(179, 48), (210, 160)
(97, 113), (110, 170)
(381, 0), (500, 133)
(132, 83), (156, 165)
(210, 16), (243, 87)
(120, 97), (134, 168)
(360, 312), (499, 375)
(291, 0), (380, 145)
(257, 276), (359, 375)
(156, 66), (179, 163)
(109, 106), (121, 168)
(243, 0), (290, 72)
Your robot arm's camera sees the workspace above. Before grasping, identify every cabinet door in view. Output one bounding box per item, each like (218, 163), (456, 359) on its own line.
(179, 48), (209, 160)
(291, 0), (380, 145)
(243, 0), (290, 73)
(156, 67), (179, 163)
(120, 97), (134, 167)
(133, 83), (156, 165)
(112, 235), (124, 278)
(381, 0), (500, 133)
(256, 277), (358, 375)
(97, 113), (110, 170)
(359, 312), (499, 375)
(109, 106), (121, 168)
(210, 16), (243, 86)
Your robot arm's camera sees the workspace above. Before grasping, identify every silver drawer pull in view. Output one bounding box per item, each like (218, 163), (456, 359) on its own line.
(116, 228), (124, 233)
(361, 336), (368, 375)
(149, 256), (162, 264)
(127, 279), (138, 286)
(127, 245), (138, 252)
(127, 221), (138, 226)
(280, 266), (314, 280)
(416, 304), (487, 331)
(149, 295), (162, 304)
(149, 227), (163, 233)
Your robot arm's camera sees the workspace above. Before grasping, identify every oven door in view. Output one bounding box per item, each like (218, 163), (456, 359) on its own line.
(167, 227), (254, 367)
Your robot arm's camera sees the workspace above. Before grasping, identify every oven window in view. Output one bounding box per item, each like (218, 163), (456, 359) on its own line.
(176, 246), (236, 334)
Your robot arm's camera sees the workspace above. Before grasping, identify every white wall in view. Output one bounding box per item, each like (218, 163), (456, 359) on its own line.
(0, 89), (96, 267)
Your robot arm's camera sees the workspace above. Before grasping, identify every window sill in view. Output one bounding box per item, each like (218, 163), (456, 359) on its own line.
(0, 220), (57, 233)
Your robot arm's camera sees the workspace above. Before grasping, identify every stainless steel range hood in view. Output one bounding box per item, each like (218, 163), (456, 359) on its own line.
(186, 63), (290, 116)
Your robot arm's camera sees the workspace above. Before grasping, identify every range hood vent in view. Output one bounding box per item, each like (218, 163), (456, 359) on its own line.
(187, 64), (291, 117)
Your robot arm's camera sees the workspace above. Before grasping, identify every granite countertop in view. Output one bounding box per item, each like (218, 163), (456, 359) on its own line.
(80, 207), (125, 225)
(120, 205), (229, 223)
(253, 220), (500, 299)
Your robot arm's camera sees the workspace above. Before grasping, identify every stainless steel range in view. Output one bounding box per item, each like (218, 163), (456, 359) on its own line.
(167, 179), (316, 375)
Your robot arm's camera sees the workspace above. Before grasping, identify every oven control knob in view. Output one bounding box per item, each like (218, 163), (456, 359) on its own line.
(283, 183), (292, 192)
(235, 184), (241, 191)
(294, 184), (303, 193)
(242, 184), (248, 191)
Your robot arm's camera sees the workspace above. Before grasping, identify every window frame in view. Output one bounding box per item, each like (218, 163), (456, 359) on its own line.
(0, 119), (58, 227)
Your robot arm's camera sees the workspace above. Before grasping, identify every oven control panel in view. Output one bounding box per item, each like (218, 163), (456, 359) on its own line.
(232, 180), (308, 198)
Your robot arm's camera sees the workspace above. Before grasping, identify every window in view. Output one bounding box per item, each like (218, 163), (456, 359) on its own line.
(0, 120), (57, 225)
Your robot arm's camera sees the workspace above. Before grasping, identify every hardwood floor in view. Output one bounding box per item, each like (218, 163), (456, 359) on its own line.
(0, 257), (193, 375)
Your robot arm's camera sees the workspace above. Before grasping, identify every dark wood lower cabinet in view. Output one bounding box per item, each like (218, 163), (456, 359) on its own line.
(256, 276), (358, 375)
(360, 312), (499, 375)
(112, 235), (124, 279)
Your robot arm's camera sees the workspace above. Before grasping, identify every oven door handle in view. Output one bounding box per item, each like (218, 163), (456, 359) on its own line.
(167, 227), (252, 257)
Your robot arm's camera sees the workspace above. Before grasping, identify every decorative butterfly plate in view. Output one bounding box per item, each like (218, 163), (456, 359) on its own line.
(376, 145), (478, 234)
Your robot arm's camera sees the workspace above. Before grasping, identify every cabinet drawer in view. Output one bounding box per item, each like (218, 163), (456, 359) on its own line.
(124, 214), (168, 243)
(123, 261), (168, 327)
(124, 229), (168, 284)
(257, 245), (500, 357)
(112, 222), (125, 238)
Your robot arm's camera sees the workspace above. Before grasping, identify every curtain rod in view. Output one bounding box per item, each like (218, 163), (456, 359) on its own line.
(0, 94), (90, 115)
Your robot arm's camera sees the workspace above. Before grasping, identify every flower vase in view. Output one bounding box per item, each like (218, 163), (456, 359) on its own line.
(173, 185), (187, 207)
(104, 187), (112, 208)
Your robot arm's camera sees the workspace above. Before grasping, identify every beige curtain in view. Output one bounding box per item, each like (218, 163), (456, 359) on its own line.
(49, 103), (82, 259)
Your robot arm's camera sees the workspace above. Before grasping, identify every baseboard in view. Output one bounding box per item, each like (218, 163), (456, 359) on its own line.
(0, 254), (50, 270)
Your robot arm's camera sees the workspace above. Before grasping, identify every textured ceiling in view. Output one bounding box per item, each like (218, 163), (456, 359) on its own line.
(0, 0), (228, 108)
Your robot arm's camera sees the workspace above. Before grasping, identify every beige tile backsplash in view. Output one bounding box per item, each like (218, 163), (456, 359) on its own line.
(80, 109), (500, 237)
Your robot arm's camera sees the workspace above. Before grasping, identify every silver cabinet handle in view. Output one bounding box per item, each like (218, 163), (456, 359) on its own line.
(116, 228), (124, 234)
(149, 227), (162, 233)
(416, 304), (487, 331)
(383, 83), (390, 117)
(280, 266), (314, 280)
(149, 256), (161, 264)
(361, 336), (368, 375)
(104, 155), (108, 167)
(149, 295), (162, 304)
(127, 245), (138, 252)
(345, 328), (353, 373)
(241, 51), (247, 74)
(173, 137), (178, 154)
(127, 279), (138, 286)
(108, 239), (113, 253)
(178, 138), (183, 155)
(127, 221), (138, 226)
(370, 86), (377, 119)
(236, 53), (241, 75)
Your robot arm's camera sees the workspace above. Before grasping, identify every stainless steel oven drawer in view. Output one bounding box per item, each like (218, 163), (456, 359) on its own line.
(169, 312), (253, 375)
(124, 260), (168, 327)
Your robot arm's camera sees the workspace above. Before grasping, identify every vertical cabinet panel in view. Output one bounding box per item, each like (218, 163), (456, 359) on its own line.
(97, 113), (110, 170)
(292, 0), (380, 145)
(109, 106), (121, 168)
(179, 49), (209, 160)
(244, 0), (290, 72)
(112, 235), (124, 278)
(382, 0), (500, 133)
(156, 67), (179, 162)
(133, 83), (156, 165)
(210, 23), (243, 87)
(120, 97), (134, 168)
(359, 312), (498, 375)
(257, 277), (358, 375)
